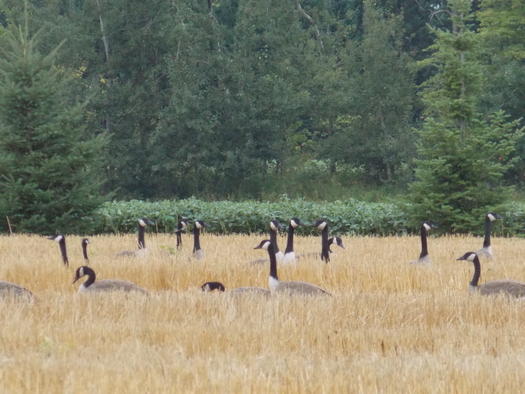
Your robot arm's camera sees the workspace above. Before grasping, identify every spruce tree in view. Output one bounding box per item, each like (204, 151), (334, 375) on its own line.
(0, 25), (109, 234)
(408, 0), (522, 233)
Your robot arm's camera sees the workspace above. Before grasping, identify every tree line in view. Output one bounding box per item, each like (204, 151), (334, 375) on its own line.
(0, 0), (523, 233)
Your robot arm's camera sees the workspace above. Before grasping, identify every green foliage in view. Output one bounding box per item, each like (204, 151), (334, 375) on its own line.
(0, 0), (523, 203)
(478, 0), (525, 60)
(408, 0), (523, 234)
(85, 197), (525, 237)
(0, 25), (109, 234)
(339, 0), (416, 183)
(94, 198), (408, 236)
(478, 0), (525, 183)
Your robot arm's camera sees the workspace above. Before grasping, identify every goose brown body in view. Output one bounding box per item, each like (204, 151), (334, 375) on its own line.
(0, 281), (34, 301)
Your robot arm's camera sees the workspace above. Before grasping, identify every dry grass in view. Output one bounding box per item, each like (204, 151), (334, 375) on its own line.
(1, 232), (525, 393)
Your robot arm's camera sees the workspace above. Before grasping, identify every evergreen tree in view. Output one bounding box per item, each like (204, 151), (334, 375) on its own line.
(346, 0), (415, 184)
(477, 0), (525, 184)
(408, 0), (522, 233)
(0, 25), (109, 234)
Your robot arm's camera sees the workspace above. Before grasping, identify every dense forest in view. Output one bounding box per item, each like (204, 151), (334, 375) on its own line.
(0, 0), (524, 233)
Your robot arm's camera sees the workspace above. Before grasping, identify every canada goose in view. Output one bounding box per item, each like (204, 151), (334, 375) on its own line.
(176, 219), (188, 249)
(409, 221), (437, 265)
(247, 220), (284, 265)
(193, 220), (207, 260)
(0, 280), (34, 301)
(82, 238), (90, 262)
(297, 236), (345, 260)
(73, 266), (149, 295)
(282, 218), (305, 264)
(116, 217), (155, 257)
(254, 239), (331, 296)
(48, 234), (69, 266)
(200, 281), (270, 295)
(477, 213), (503, 258)
(457, 252), (525, 297)
(312, 219), (330, 263)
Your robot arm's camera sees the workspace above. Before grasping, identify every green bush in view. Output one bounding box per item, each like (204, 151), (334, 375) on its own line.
(93, 197), (408, 236)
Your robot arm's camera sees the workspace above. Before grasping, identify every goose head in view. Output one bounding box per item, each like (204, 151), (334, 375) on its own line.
(139, 218), (155, 227)
(290, 218), (305, 228)
(422, 221), (437, 231)
(487, 212), (502, 221)
(457, 252), (477, 262)
(254, 239), (271, 251)
(47, 234), (65, 243)
(194, 220), (207, 230)
(330, 236), (345, 249)
(201, 282), (225, 292)
(270, 220), (283, 232)
(311, 219), (327, 230)
(73, 266), (90, 284)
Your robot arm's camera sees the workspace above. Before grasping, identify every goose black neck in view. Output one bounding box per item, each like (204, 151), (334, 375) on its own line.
(138, 225), (146, 249)
(267, 243), (279, 281)
(419, 224), (428, 259)
(284, 225), (295, 254)
(59, 239), (69, 266)
(483, 216), (492, 248)
(470, 255), (481, 288)
(82, 242), (88, 261)
(327, 237), (334, 253)
(193, 227), (201, 252)
(83, 267), (96, 287)
(269, 228), (280, 253)
(321, 226), (330, 263)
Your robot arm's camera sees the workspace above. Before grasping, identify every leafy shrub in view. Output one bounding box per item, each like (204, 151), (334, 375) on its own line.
(93, 197), (409, 236)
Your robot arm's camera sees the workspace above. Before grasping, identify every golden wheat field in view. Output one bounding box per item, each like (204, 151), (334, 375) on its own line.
(2, 232), (525, 393)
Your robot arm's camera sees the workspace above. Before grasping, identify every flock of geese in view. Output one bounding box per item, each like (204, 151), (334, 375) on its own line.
(2, 212), (525, 301)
